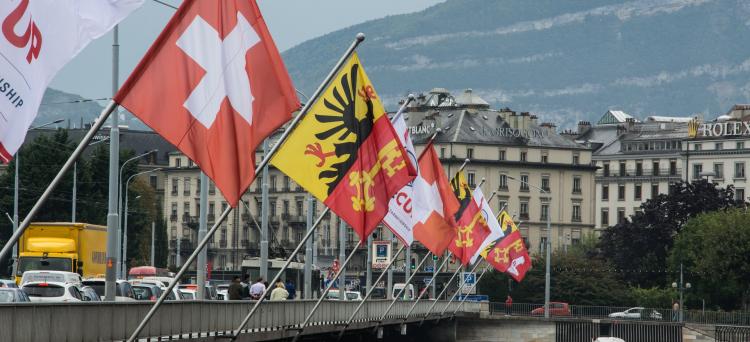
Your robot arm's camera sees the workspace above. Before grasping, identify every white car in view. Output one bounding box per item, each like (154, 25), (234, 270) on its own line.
(22, 281), (84, 302)
(595, 338), (626, 342)
(216, 284), (229, 300)
(608, 307), (662, 320)
(81, 278), (136, 301)
(130, 279), (184, 300)
(21, 271), (81, 286)
(179, 289), (197, 299)
(326, 290), (363, 301)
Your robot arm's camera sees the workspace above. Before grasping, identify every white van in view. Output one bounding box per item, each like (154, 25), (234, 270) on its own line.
(392, 283), (415, 300)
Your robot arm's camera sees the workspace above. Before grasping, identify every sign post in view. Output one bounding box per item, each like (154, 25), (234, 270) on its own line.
(372, 240), (391, 269)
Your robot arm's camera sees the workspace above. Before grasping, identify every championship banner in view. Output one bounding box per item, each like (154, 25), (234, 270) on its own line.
(371, 240), (391, 269)
(382, 110), (417, 245)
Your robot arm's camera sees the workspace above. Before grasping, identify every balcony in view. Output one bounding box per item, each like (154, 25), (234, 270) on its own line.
(596, 168), (682, 180)
(170, 214), (178, 222)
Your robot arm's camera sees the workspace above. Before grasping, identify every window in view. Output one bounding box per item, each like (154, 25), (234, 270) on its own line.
(541, 176), (550, 191)
(270, 175), (277, 191)
(171, 203), (178, 218)
(269, 199), (277, 217)
(171, 178), (178, 195)
(196, 177), (201, 195)
(183, 201), (190, 217)
(634, 184), (642, 200)
(520, 151), (527, 162)
(714, 163), (724, 179)
(573, 153), (580, 165)
(467, 172), (476, 188)
(694, 143), (702, 151)
(601, 208), (609, 226)
(737, 188), (745, 202)
(498, 149), (506, 160)
(520, 175), (529, 191)
(175, 158), (182, 168)
(572, 203), (581, 222)
(652, 161), (660, 176)
(617, 208), (626, 223)
(440, 147), (446, 159)
(541, 154), (548, 163)
(282, 200), (290, 215)
(540, 203), (549, 221)
(619, 162), (626, 176)
(669, 160), (677, 176)
(651, 184), (659, 199)
(572, 177), (581, 194)
(603, 163), (610, 177)
(716, 142), (723, 150)
(209, 181), (216, 195)
(296, 198), (304, 216)
(736, 162), (746, 179)
(602, 184), (609, 200)
(499, 173), (508, 190)
(520, 201), (529, 219)
(283, 176), (290, 191)
(467, 148), (474, 160)
(209, 202), (215, 219)
(618, 184), (625, 201)
(150, 175), (158, 188)
(183, 178), (191, 195)
(539, 237), (547, 254)
(692, 164), (703, 179)
(636, 161), (643, 176)
(738, 142), (745, 150)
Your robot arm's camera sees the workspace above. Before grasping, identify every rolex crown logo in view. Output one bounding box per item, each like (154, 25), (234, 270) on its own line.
(688, 119), (699, 138)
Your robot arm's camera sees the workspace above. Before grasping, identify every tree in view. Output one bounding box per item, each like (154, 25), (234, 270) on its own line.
(670, 208), (750, 311)
(599, 180), (739, 287)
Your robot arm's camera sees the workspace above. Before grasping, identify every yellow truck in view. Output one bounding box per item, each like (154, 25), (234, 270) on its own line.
(15, 222), (107, 283)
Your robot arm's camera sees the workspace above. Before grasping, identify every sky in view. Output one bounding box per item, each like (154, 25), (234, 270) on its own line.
(48, 0), (444, 101)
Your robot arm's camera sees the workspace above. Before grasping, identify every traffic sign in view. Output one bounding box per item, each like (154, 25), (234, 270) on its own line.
(424, 266), (434, 272)
(462, 272), (476, 285)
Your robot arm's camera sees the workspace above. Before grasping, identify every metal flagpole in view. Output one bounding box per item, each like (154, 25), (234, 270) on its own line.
(150, 221), (155, 266)
(387, 235), (394, 299)
(0, 101), (118, 265)
(72, 162), (76, 222)
(338, 219), (347, 301)
(260, 139), (269, 281)
(290, 239), (364, 342)
(366, 235), (372, 295)
(419, 261), (463, 326)
(401, 252), (453, 322)
(106, 23), (121, 298)
(373, 251), (432, 328)
(304, 194), (314, 299)
(336, 245), (406, 340)
(196, 172), (209, 300)
(453, 265), (490, 315)
(440, 260), (483, 316)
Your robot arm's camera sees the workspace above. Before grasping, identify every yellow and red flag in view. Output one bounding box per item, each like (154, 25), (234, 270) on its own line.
(482, 211), (532, 282)
(270, 53), (415, 242)
(448, 171), (491, 265)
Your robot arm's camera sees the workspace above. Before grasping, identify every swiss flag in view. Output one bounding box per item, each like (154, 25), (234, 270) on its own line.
(114, 0), (299, 206)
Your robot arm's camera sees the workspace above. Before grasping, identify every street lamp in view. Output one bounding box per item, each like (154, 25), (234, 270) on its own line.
(11, 118), (64, 276)
(122, 167), (162, 278)
(506, 175), (552, 319)
(671, 263), (691, 322)
(117, 149), (158, 278)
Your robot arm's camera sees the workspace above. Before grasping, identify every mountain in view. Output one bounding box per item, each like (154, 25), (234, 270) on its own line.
(36, 88), (148, 130)
(282, 0), (750, 127)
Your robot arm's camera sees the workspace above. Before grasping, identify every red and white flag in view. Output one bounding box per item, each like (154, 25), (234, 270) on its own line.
(0, 0), (144, 163)
(468, 187), (504, 264)
(115, 0), (299, 206)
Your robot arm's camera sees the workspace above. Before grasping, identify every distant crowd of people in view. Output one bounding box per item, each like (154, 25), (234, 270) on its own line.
(227, 275), (296, 301)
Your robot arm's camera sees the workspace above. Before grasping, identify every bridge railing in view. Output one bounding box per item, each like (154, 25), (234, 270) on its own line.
(0, 299), (479, 341)
(489, 302), (750, 326)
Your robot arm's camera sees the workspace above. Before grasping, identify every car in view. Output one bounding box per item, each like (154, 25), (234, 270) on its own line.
(22, 281), (84, 302)
(81, 278), (136, 301)
(179, 289), (197, 299)
(0, 288), (30, 302)
(130, 279), (184, 300)
(326, 290), (363, 301)
(392, 283), (415, 300)
(80, 286), (101, 302)
(609, 307), (663, 320)
(595, 338), (626, 342)
(178, 283), (218, 300)
(0, 279), (18, 288)
(20, 271), (81, 286)
(216, 284), (229, 300)
(530, 302), (571, 316)
(132, 284), (163, 301)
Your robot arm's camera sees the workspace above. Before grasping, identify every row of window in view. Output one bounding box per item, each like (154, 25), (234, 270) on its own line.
(439, 147), (581, 165)
(170, 175), (296, 196)
(693, 141), (745, 151)
(495, 199), (582, 222)
(602, 183), (661, 201)
(601, 160), (679, 177)
(623, 140), (682, 152)
(497, 173), (581, 193)
(170, 196), (318, 220)
(692, 162), (746, 179)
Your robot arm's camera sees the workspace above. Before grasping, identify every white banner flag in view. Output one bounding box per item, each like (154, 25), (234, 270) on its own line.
(0, 0), (144, 162)
(383, 110), (418, 245)
(469, 187), (504, 264)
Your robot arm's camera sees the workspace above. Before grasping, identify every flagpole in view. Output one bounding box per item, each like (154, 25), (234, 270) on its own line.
(487, 191), (497, 203)
(129, 33), (367, 341)
(336, 244), (406, 341)
(290, 239), (364, 342)
(0, 101), (118, 263)
(419, 261), (463, 326)
(372, 250), (432, 330)
(439, 259), (483, 317)
(452, 265), (491, 315)
(400, 252), (453, 323)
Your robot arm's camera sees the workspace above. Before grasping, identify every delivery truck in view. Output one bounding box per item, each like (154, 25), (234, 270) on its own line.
(15, 222), (107, 283)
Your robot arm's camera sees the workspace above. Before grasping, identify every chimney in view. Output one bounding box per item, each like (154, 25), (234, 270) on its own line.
(530, 114), (539, 126)
(540, 122), (557, 134)
(577, 121), (591, 134)
(625, 118), (636, 130)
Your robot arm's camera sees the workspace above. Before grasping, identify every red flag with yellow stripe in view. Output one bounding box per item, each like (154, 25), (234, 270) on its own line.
(448, 171), (491, 265)
(270, 53), (415, 241)
(482, 211), (532, 282)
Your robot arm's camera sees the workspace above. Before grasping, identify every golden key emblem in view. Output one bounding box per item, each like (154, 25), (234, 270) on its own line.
(348, 139), (406, 212)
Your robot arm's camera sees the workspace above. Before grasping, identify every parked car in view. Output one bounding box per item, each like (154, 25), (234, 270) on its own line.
(81, 278), (136, 301)
(22, 281), (83, 302)
(132, 284), (163, 301)
(609, 307), (662, 320)
(216, 284), (229, 300)
(130, 279), (184, 300)
(179, 289), (197, 299)
(80, 286), (101, 302)
(392, 283), (415, 300)
(0, 279), (18, 288)
(0, 288), (30, 302)
(20, 270), (81, 286)
(326, 290), (363, 301)
(178, 283), (217, 300)
(530, 302), (571, 316)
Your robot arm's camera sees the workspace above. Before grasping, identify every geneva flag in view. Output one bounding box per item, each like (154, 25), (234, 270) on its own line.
(271, 53), (415, 242)
(449, 171), (491, 265)
(483, 211), (532, 282)
(0, 0), (144, 163)
(115, 0), (299, 206)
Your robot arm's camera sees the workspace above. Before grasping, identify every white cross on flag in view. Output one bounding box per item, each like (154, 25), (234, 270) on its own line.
(0, 0), (144, 163)
(115, 0), (299, 206)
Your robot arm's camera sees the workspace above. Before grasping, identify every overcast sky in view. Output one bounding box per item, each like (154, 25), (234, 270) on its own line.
(48, 0), (443, 100)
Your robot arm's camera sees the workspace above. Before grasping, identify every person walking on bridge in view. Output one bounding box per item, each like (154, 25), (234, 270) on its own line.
(228, 276), (243, 300)
(270, 281), (289, 301)
(249, 278), (266, 300)
(505, 295), (513, 315)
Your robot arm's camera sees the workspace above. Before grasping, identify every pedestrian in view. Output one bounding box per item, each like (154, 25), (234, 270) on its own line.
(227, 276), (243, 300)
(672, 301), (680, 321)
(240, 274), (251, 299)
(285, 280), (296, 300)
(249, 278), (266, 300)
(270, 281), (289, 301)
(505, 295), (513, 315)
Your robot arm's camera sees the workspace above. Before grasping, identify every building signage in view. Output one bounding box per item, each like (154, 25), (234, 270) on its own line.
(372, 240), (391, 269)
(689, 119), (750, 138)
(480, 127), (548, 138)
(408, 122), (436, 135)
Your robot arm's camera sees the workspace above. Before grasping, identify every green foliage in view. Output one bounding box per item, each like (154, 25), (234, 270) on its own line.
(599, 180), (739, 287)
(671, 208), (750, 311)
(630, 286), (677, 308)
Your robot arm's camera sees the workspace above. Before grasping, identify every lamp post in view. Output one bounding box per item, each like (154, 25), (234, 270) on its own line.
(507, 175), (552, 319)
(117, 149), (157, 278)
(122, 168), (162, 278)
(672, 263), (691, 322)
(11, 119), (64, 277)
